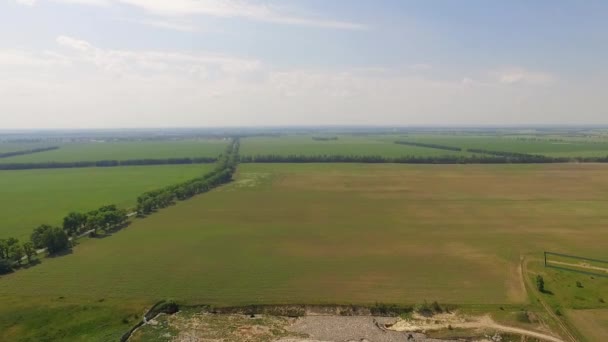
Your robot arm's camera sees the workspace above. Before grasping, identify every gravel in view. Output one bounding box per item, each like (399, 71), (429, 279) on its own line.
(277, 315), (459, 342)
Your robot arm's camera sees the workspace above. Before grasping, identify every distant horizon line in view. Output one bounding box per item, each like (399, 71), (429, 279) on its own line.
(2, 124), (608, 132)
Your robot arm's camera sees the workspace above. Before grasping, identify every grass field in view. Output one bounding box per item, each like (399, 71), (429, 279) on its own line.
(0, 139), (227, 163)
(0, 164), (213, 240)
(0, 143), (55, 154)
(1, 163), (607, 307)
(240, 135), (473, 157)
(391, 135), (608, 157)
(566, 309), (608, 341)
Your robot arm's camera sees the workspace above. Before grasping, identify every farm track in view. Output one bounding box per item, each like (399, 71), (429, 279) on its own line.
(521, 256), (578, 342)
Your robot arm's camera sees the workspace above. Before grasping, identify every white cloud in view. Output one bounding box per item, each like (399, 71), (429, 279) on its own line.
(56, 35), (93, 51)
(492, 67), (555, 85)
(2, 36), (603, 129)
(53, 35), (260, 76)
(16, 0), (110, 5)
(15, 0), (37, 6)
(0, 49), (71, 67)
(409, 63), (432, 71)
(118, 18), (199, 32)
(14, 0), (367, 30)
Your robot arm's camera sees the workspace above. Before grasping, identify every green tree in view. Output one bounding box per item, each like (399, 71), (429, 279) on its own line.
(0, 258), (12, 275)
(10, 244), (24, 264)
(0, 238), (19, 259)
(43, 227), (70, 255)
(0, 239), (7, 259)
(536, 275), (545, 293)
(22, 242), (36, 264)
(63, 212), (87, 236)
(31, 224), (53, 249)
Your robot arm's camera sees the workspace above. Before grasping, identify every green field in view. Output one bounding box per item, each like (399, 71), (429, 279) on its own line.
(0, 143), (54, 153)
(0, 164), (213, 240)
(240, 135), (473, 157)
(392, 135), (608, 157)
(2, 163), (607, 308)
(0, 139), (227, 163)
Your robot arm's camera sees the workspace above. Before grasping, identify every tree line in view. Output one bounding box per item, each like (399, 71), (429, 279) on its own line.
(0, 157), (218, 170)
(0, 146), (59, 159)
(240, 153), (608, 164)
(0, 204), (127, 275)
(0, 138), (240, 276)
(136, 139), (240, 215)
(312, 136), (339, 141)
(394, 140), (462, 151)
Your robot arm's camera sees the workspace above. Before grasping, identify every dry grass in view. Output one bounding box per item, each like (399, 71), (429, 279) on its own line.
(566, 309), (608, 342)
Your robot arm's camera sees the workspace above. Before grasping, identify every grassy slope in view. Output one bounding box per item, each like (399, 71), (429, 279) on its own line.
(1, 164), (607, 307)
(241, 135), (473, 157)
(0, 164), (213, 240)
(0, 140), (227, 163)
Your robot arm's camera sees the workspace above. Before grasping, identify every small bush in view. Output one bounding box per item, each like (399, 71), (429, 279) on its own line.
(599, 298), (605, 303)
(536, 275), (545, 293)
(555, 309), (562, 316)
(431, 301), (443, 313)
(576, 281), (583, 288)
(415, 301), (433, 317)
(516, 311), (530, 323)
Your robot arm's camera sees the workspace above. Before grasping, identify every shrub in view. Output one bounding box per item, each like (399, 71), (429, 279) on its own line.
(536, 275), (545, 293)
(576, 281), (583, 288)
(415, 301), (433, 317)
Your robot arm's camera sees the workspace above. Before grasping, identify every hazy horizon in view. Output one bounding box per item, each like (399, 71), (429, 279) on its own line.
(2, 1), (607, 128)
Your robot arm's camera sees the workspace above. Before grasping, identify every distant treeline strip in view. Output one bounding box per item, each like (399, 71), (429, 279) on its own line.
(241, 154), (608, 164)
(394, 141), (462, 151)
(466, 148), (546, 159)
(0, 157), (218, 170)
(0, 146), (59, 159)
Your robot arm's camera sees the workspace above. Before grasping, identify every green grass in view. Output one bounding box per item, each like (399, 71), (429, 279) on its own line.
(241, 135), (473, 157)
(0, 296), (146, 342)
(2, 162), (608, 341)
(0, 164), (214, 240)
(388, 134), (608, 157)
(0, 139), (227, 163)
(0, 143), (55, 154)
(2, 163), (608, 307)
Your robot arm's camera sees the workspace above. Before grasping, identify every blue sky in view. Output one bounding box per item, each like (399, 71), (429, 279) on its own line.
(1, 0), (606, 128)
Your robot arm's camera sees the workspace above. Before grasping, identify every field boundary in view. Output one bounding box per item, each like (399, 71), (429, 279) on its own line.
(544, 251), (608, 278)
(0, 157), (218, 170)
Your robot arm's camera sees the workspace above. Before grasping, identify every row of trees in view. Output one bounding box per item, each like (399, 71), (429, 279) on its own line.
(136, 139), (240, 215)
(0, 157), (217, 170)
(312, 136), (338, 141)
(0, 204), (129, 275)
(1, 138), (240, 276)
(240, 153), (608, 164)
(63, 205), (129, 236)
(0, 146), (59, 159)
(394, 140), (463, 152)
